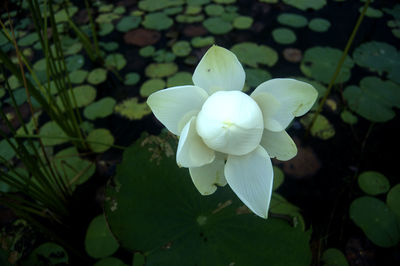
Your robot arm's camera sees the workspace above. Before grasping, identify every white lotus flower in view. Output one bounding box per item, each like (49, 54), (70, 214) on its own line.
(147, 45), (317, 218)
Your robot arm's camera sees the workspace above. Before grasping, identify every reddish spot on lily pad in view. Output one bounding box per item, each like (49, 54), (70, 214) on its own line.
(183, 25), (207, 37)
(283, 48), (303, 63)
(124, 28), (161, 47)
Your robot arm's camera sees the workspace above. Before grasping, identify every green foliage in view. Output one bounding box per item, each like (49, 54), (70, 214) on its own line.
(94, 257), (128, 266)
(104, 135), (312, 265)
(203, 17), (233, 34)
(87, 128), (115, 153)
(140, 79), (166, 97)
(172, 41), (192, 57)
(350, 196), (400, 247)
(105, 53), (127, 71)
(87, 68), (108, 85)
(84, 97), (116, 120)
(39, 121), (68, 146)
(277, 13), (308, 28)
(116, 16), (141, 32)
(321, 248), (349, 266)
(233, 16), (253, 29)
(308, 18), (331, 32)
(166, 72), (193, 87)
(358, 171), (390, 196)
(145, 63), (178, 78)
(386, 184), (400, 222)
(114, 98), (152, 120)
(300, 113), (335, 140)
(85, 215), (120, 259)
(142, 12), (174, 30)
(283, 0), (327, 11)
(124, 72), (141, 85)
(272, 28), (297, 44)
(191, 36), (215, 48)
(23, 242), (68, 266)
(231, 42), (278, 68)
(244, 68), (272, 88)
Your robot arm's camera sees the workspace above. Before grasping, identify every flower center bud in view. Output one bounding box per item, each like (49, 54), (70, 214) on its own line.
(196, 91), (264, 156)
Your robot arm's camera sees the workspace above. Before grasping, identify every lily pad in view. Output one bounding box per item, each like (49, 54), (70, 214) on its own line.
(69, 69), (88, 84)
(56, 85), (97, 111)
(99, 23), (114, 36)
(114, 97), (152, 120)
(145, 63), (178, 78)
(94, 257), (128, 266)
(191, 36), (215, 48)
(176, 14), (205, 23)
(84, 97), (116, 120)
(104, 136), (312, 265)
(203, 17), (233, 34)
(361, 6), (383, 18)
(87, 128), (115, 153)
(138, 0), (185, 12)
(172, 41), (192, 57)
(386, 184), (400, 222)
(358, 171), (390, 196)
(245, 68), (272, 88)
(343, 76), (400, 122)
(321, 248), (349, 266)
(350, 196), (400, 247)
(233, 16), (253, 29)
(308, 18), (331, 32)
(66, 54), (85, 72)
(272, 28), (297, 44)
(340, 110), (358, 125)
(231, 42), (278, 68)
(87, 68), (108, 85)
(85, 215), (119, 259)
(39, 121), (68, 146)
(153, 49), (176, 63)
(142, 12), (174, 30)
(140, 79), (166, 97)
(116, 16), (141, 32)
(300, 113), (335, 140)
(99, 42), (119, 51)
(283, 0), (326, 11)
(105, 53), (127, 70)
(205, 4), (224, 16)
(17, 32), (38, 46)
(139, 46), (156, 57)
(301, 47), (354, 84)
(0, 138), (16, 161)
(24, 242), (68, 265)
(166, 72), (193, 87)
(124, 72), (141, 85)
(277, 13), (308, 28)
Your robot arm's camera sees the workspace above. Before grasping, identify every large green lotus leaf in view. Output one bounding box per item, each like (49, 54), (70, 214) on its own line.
(145, 63), (178, 78)
(105, 53), (127, 71)
(352, 41), (400, 83)
(357, 171), (390, 196)
(23, 242), (68, 266)
(283, 0), (326, 11)
(386, 184), (400, 223)
(142, 12), (173, 30)
(350, 196), (400, 247)
(231, 42), (278, 68)
(277, 13), (308, 28)
(87, 128), (115, 153)
(114, 97), (151, 120)
(117, 16), (142, 32)
(84, 97), (116, 120)
(52, 147), (95, 189)
(301, 47), (354, 84)
(104, 135), (312, 265)
(138, 0), (184, 12)
(203, 17), (233, 34)
(321, 248), (349, 266)
(85, 215), (119, 259)
(343, 76), (400, 122)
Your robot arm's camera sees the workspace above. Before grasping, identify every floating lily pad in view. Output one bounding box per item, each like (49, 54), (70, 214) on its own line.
(114, 6), (126, 15)
(205, 4), (224, 16)
(343, 76), (400, 122)
(167, 72), (193, 87)
(64, 41), (83, 55)
(124, 72), (140, 85)
(4, 88), (27, 106)
(176, 14), (205, 23)
(233, 16), (253, 29)
(340, 110), (358, 125)
(165, 6), (184, 15)
(85, 215), (119, 259)
(33, 58), (47, 72)
(358, 171), (390, 196)
(283, 0), (326, 11)
(84, 97), (116, 120)
(104, 136), (312, 265)
(24, 242), (68, 266)
(245, 68), (272, 88)
(140, 79), (166, 97)
(185, 5), (201, 15)
(66, 54), (85, 72)
(187, 0), (210, 6)
(142, 12), (174, 30)
(99, 4), (114, 12)
(153, 49), (176, 63)
(138, 0), (185, 12)
(139, 46), (156, 57)
(300, 113), (335, 140)
(69, 69), (88, 84)
(352, 41), (400, 83)
(0, 138), (16, 161)
(231, 42), (278, 68)
(214, 0), (236, 3)
(54, 6), (78, 23)
(361, 6), (383, 18)
(105, 53), (127, 70)
(308, 18), (331, 32)
(116, 16), (141, 32)
(321, 248), (349, 266)
(87, 128), (114, 153)
(88, 68), (108, 85)
(114, 97), (151, 120)
(191, 36), (215, 48)
(99, 42), (119, 51)
(99, 23), (114, 36)
(350, 196), (400, 247)
(172, 41), (192, 57)
(203, 17), (233, 34)
(55, 85), (97, 112)
(94, 257), (127, 266)
(386, 184), (400, 222)
(39, 121), (68, 146)
(96, 13), (121, 24)
(277, 13), (308, 28)
(272, 28), (297, 44)
(17, 32), (38, 46)
(145, 63), (178, 78)
(301, 47), (354, 84)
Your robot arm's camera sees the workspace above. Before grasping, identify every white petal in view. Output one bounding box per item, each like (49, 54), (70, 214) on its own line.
(196, 91), (264, 156)
(192, 45), (245, 94)
(251, 78), (318, 131)
(147, 85), (208, 135)
(225, 146), (273, 218)
(189, 154), (227, 195)
(177, 117), (215, 168)
(260, 129), (297, 161)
